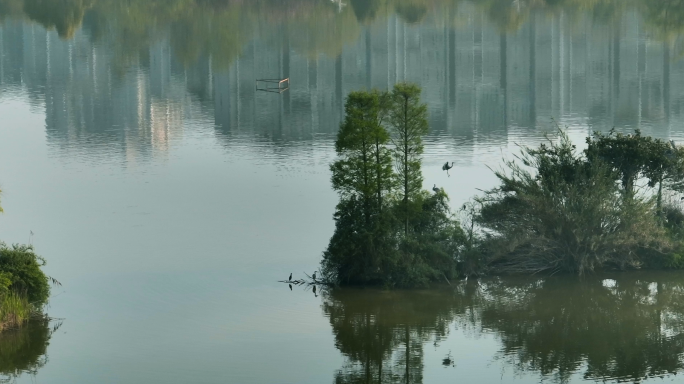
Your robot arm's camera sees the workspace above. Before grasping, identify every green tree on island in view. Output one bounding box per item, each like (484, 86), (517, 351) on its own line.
(0, 186), (53, 331)
(326, 90), (395, 284)
(387, 83), (429, 237)
(322, 84), (464, 287)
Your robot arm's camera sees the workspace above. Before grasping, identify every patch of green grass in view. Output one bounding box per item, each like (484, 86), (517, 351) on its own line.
(0, 293), (32, 331)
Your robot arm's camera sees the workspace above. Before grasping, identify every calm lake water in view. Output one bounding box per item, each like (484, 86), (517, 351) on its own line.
(1, 0), (684, 383)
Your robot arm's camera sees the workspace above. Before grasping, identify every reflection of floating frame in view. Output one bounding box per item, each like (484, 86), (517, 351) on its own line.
(256, 78), (290, 93)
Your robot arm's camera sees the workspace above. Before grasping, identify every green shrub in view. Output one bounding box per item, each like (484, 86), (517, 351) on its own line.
(0, 243), (49, 305)
(660, 251), (684, 269)
(0, 272), (12, 298)
(477, 130), (673, 274)
(393, 191), (465, 286)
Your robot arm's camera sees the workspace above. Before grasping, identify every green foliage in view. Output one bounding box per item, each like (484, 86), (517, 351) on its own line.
(645, 201), (684, 269)
(394, 191), (465, 286)
(387, 83), (429, 237)
(0, 292), (31, 331)
(324, 90), (397, 285)
(0, 272), (11, 298)
(322, 197), (397, 285)
(324, 89), (684, 284)
(332, 90), (392, 208)
(586, 129), (684, 200)
(585, 129), (684, 216)
(323, 85), (464, 287)
(477, 130), (673, 275)
(0, 243), (49, 305)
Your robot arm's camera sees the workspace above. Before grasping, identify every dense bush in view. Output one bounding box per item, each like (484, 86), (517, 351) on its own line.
(394, 191), (464, 286)
(0, 272), (11, 297)
(0, 243), (50, 305)
(474, 130), (681, 275)
(322, 197), (398, 285)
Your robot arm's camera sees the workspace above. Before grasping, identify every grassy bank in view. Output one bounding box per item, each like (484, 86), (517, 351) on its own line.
(0, 190), (53, 331)
(0, 292), (34, 331)
(0, 243), (51, 332)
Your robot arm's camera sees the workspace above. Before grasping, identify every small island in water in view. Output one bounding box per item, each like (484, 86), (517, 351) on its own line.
(321, 83), (684, 288)
(0, 192), (54, 333)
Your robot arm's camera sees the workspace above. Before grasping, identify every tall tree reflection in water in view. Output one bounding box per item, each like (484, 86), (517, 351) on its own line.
(322, 288), (469, 383)
(0, 319), (59, 382)
(323, 273), (684, 383)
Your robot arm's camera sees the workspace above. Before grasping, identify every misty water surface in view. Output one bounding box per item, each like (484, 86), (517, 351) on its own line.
(2, 0), (684, 382)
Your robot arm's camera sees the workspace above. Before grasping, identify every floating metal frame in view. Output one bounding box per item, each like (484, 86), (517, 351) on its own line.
(256, 78), (290, 93)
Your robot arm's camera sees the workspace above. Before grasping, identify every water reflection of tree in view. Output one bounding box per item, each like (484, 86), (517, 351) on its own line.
(0, 319), (59, 382)
(640, 0), (684, 50)
(6, 0), (684, 69)
(323, 289), (465, 384)
(478, 274), (684, 383)
(21, 0), (93, 38)
(350, 0), (384, 24)
(395, 0), (428, 24)
(324, 274), (684, 383)
(0, 0), (22, 21)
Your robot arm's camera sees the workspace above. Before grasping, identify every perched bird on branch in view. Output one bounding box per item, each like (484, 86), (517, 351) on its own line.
(433, 184), (440, 193)
(312, 271), (317, 281)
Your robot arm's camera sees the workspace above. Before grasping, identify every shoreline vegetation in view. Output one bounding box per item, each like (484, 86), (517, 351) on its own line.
(322, 84), (684, 288)
(0, 191), (54, 332)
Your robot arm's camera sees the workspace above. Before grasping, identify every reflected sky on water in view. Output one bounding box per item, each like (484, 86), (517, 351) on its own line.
(2, 0), (684, 382)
